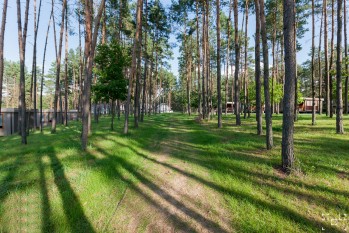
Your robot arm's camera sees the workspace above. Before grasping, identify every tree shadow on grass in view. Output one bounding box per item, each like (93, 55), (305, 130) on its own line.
(0, 122), (94, 233)
(36, 154), (53, 233)
(114, 139), (345, 232)
(49, 149), (96, 233)
(86, 147), (229, 233)
(94, 114), (349, 232)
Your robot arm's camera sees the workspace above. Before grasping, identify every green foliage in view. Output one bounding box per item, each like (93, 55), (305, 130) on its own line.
(93, 42), (129, 103)
(272, 81), (284, 104)
(2, 60), (33, 108)
(297, 80), (304, 104)
(247, 81), (265, 106)
(171, 83), (187, 112)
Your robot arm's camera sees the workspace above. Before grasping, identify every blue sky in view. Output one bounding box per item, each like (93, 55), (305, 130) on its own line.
(1, 0), (313, 78)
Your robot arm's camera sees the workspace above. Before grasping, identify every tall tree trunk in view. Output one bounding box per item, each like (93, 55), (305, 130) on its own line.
(134, 0), (143, 128)
(124, 0), (143, 134)
(16, 0), (30, 144)
(0, 0), (8, 114)
(102, 6), (106, 44)
(154, 42), (158, 115)
(234, 0), (241, 125)
(324, 0), (330, 116)
(217, 0), (222, 127)
(29, 0), (37, 133)
(244, 0), (249, 119)
(59, 84), (63, 123)
(64, 4), (69, 126)
(255, 0), (263, 135)
(260, 0), (273, 149)
(271, 0), (277, 115)
(196, 0), (202, 116)
(202, 1), (207, 119)
(336, 0), (344, 133)
(149, 41), (154, 116)
(141, 0), (148, 122)
(188, 44), (192, 116)
(225, 0), (232, 116)
(81, 0), (105, 150)
(311, 0), (316, 125)
(294, 5), (298, 122)
(78, 3), (83, 120)
(281, 29), (285, 92)
(318, 3), (324, 115)
(344, 0), (348, 114)
(117, 100), (121, 120)
(30, 0), (42, 131)
(205, 0), (210, 119)
(276, 33), (280, 114)
(111, 100), (115, 130)
(52, 0), (67, 133)
(282, 0), (296, 172)
(329, 0), (335, 118)
(184, 18), (191, 116)
(40, 3), (53, 132)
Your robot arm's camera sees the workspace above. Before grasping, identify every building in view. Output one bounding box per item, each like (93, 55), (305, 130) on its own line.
(157, 103), (173, 113)
(298, 98), (324, 112)
(0, 108), (18, 136)
(0, 109), (79, 136)
(225, 102), (234, 113)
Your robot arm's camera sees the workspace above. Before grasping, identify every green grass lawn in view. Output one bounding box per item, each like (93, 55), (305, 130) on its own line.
(0, 113), (348, 232)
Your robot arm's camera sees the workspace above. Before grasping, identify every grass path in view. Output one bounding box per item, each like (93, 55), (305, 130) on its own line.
(105, 116), (232, 232)
(0, 113), (348, 232)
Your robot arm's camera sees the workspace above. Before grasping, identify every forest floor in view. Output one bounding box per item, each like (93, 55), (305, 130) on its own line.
(0, 113), (348, 232)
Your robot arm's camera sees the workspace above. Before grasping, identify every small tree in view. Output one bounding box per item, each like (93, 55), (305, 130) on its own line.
(93, 42), (128, 130)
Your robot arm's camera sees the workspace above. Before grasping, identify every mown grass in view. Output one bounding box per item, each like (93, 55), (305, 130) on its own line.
(0, 113), (348, 232)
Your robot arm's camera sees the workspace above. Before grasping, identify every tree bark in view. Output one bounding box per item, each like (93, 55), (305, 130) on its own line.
(205, 1), (210, 119)
(255, 0), (263, 135)
(196, 0), (202, 116)
(30, 0), (42, 131)
(184, 18), (191, 116)
(318, 3), (324, 115)
(216, 0), (222, 127)
(260, 0), (273, 149)
(134, 0), (143, 128)
(344, 0), (348, 114)
(52, 0), (67, 133)
(0, 0), (8, 114)
(234, 0), (241, 125)
(124, 0), (143, 134)
(225, 0), (232, 116)
(324, 0), (330, 116)
(202, 1), (207, 119)
(271, 0), (277, 115)
(244, 0), (249, 119)
(149, 41), (154, 116)
(111, 100), (115, 130)
(78, 3), (83, 120)
(282, 0), (296, 172)
(16, 0), (30, 144)
(311, 0), (316, 125)
(64, 3), (68, 126)
(294, 5), (298, 122)
(81, 0), (105, 150)
(40, 2), (53, 132)
(141, 0), (148, 122)
(336, 0), (344, 133)
(329, 0), (335, 118)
